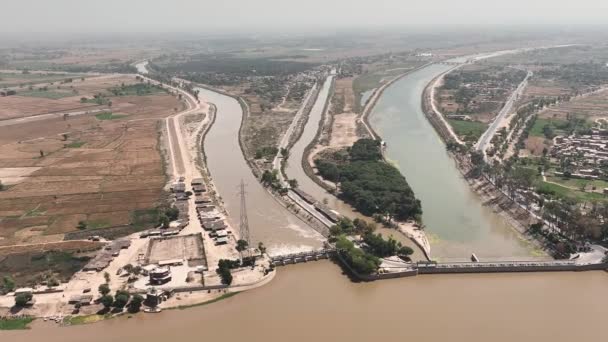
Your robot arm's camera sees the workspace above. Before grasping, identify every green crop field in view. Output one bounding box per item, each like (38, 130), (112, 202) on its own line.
(448, 119), (487, 140)
(95, 112), (127, 120)
(17, 90), (74, 99)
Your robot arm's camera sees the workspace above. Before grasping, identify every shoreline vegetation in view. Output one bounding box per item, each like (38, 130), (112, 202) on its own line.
(0, 316), (35, 330)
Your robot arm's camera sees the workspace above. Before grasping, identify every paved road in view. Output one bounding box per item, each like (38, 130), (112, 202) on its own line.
(475, 70), (532, 158)
(272, 83), (318, 186)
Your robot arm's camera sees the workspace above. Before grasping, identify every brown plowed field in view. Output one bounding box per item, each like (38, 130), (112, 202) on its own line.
(0, 78), (182, 247)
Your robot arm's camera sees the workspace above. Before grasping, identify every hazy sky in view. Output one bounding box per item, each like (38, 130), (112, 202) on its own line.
(2, 0), (608, 33)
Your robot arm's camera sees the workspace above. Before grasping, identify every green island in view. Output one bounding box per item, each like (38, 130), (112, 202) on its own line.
(315, 138), (422, 221)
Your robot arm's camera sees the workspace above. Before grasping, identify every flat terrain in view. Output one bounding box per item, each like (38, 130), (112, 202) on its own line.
(145, 234), (205, 265)
(0, 76), (182, 246)
(0, 75), (143, 120)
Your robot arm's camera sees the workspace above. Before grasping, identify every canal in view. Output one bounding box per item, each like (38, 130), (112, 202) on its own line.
(195, 87), (324, 254)
(368, 64), (539, 260)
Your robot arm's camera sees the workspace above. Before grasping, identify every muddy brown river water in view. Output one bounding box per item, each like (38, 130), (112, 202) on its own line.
(9, 262), (608, 341)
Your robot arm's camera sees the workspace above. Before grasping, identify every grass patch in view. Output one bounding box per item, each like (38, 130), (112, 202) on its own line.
(66, 141), (86, 148)
(95, 112), (127, 121)
(448, 119), (488, 140)
(174, 292), (239, 310)
(0, 251), (91, 288)
(546, 175), (608, 191)
(536, 180), (608, 202)
(85, 219), (112, 230)
(108, 83), (165, 96)
(529, 118), (562, 137)
(18, 90), (74, 99)
(23, 206), (45, 217)
(0, 317), (35, 330)
(64, 313), (111, 326)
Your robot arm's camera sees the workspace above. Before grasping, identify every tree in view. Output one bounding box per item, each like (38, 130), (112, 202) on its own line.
(165, 207), (179, 221)
(236, 239), (248, 260)
(158, 214), (170, 228)
(100, 294), (114, 309)
(0, 180), (4, 191)
(288, 179), (298, 188)
(128, 294), (144, 313)
(76, 221), (87, 230)
(113, 290), (130, 309)
(104, 272), (111, 283)
(39, 150), (44, 158)
(123, 264), (134, 274)
(98, 283), (111, 296)
(257, 242), (267, 255)
(216, 259), (236, 285)
(15, 293), (32, 307)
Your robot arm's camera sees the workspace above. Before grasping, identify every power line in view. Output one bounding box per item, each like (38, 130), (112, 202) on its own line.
(238, 179), (250, 249)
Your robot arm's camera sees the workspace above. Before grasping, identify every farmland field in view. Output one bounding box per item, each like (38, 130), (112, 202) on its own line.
(448, 119), (487, 140)
(0, 77), (182, 247)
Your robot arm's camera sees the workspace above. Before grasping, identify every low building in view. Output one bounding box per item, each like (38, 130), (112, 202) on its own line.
(68, 295), (93, 306)
(202, 220), (227, 231)
(171, 183), (186, 193)
(314, 202), (340, 223)
(194, 195), (212, 204)
(191, 178), (204, 186)
(149, 267), (172, 285)
(192, 185), (206, 193)
(161, 230), (180, 237)
(175, 193), (189, 201)
(158, 259), (183, 267)
(215, 237), (229, 245)
(291, 188), (316, 205)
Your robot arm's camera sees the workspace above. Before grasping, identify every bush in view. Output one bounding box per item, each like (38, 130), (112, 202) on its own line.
(1, 276), (15, 294)
(14, 293), (32, 307)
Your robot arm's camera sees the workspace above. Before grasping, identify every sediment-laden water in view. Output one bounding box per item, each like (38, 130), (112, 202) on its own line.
(195, 87), (324, 254)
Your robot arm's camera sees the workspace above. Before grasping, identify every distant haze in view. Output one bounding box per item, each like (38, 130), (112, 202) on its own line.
(1, 0), (608, 33)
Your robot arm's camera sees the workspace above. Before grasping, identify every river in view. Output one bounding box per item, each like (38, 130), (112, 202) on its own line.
(368, 64), (539, 260)
(11, 262), (608, 341)
(195, 87), (324, 254)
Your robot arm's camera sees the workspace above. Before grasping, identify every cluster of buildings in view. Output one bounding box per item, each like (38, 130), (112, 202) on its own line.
(551, 130), (608, 180)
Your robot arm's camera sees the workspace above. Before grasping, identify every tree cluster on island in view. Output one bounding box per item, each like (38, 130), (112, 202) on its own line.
(316, 139), (422, 221)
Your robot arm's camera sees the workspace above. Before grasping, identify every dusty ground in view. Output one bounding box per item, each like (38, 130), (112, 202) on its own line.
(0, 77), (182, 246)
(329, 113), (359, 147)
(145, 235), (205, 264)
